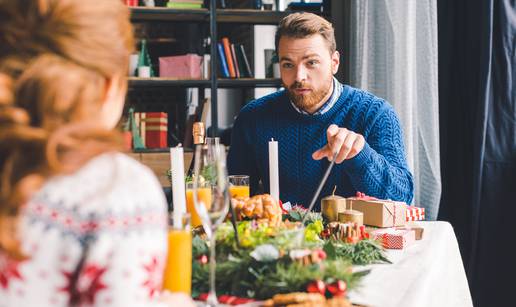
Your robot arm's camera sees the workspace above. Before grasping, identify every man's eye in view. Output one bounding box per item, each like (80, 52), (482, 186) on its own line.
(308, 60), (318, 66)
(282, 63), (293, 69)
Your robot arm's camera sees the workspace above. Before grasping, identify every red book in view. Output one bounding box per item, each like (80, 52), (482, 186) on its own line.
(222, 37), (236, 78)
(144, 112), (168, 148)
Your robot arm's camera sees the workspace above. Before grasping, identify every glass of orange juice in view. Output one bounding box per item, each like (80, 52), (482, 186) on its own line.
(186, 182), (212, 228)
(228, 175), (250, 198)
(163, 212), (192, 294)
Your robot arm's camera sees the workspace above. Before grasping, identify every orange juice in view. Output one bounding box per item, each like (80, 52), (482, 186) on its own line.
(186, 188), (212, 227)
(229, 185), (250, 198)
(163, 229), (192, 294)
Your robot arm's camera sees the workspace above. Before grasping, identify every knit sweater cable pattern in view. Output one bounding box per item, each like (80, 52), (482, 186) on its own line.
(227, 85), (414, 210)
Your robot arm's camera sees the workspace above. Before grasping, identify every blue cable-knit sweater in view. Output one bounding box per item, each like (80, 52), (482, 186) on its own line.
(227, 85), (414, 210)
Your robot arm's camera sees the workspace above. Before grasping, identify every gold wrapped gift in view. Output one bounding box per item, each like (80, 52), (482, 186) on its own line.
(321, 188), (347, 222)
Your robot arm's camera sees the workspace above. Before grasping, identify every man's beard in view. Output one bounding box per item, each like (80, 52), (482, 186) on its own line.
(286, 76), (333, 113)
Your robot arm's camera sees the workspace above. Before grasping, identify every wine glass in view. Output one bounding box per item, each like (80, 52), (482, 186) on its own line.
(192, 143), (230, 306)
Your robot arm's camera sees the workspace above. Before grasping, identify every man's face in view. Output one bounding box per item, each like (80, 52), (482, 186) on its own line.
(278, 34), (340, 114)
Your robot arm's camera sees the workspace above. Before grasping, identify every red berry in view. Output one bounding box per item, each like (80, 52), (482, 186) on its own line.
(307, 280), (326, 295)
(317, 249), (327, 260)
(320, 229), (331, 239)
(198, 254), (208, 264)
(327, 280), (347, 297)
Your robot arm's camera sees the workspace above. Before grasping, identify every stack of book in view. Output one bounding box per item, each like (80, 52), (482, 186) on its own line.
(166, 0), (204, 9)
(217, 37), (253, 78)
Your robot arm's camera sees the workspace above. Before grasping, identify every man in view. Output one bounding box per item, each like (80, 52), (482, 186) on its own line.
(227, 12), (413, 209)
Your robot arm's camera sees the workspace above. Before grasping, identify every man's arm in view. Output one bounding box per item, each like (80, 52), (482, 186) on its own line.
(313, 107), (414, 203)
(345, 106), (414, 203)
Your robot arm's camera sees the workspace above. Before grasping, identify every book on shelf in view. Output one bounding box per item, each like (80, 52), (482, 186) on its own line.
(215, 37), (253, 78)
(217, 43), (230, 77)
(166, 0), (204, 9)
(237, 44), (253, 78)
(221, 37), (236, 78)
(230, 44), (240, 78)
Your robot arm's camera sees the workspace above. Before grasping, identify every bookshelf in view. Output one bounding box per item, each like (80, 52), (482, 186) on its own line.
(128, 0), (328, 152)
(126, 1), (335, 185)
(130, 8), (288, 24)
(127, 2), (294, 146)
(128, 77), (282, 88)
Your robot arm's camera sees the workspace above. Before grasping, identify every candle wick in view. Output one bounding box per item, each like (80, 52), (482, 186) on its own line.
(271, 138), (274, 141)
(332, 185), (337, 196)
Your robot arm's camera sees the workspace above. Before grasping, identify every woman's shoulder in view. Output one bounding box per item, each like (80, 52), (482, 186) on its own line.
(32, 152), (167, 213)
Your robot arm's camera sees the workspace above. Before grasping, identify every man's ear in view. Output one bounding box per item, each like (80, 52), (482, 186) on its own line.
(331, 50), (340, 75)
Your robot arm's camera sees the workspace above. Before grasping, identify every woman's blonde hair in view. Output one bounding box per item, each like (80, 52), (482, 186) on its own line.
(0, 0), (134, 258)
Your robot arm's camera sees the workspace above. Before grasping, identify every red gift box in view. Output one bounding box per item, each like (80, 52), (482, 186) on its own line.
(371, 228), (415, 249)
(406, 206), (425, 221)
(143, 112), (167, 148)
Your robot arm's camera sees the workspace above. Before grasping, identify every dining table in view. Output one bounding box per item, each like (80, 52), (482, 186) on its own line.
(348, 221), (473, 307)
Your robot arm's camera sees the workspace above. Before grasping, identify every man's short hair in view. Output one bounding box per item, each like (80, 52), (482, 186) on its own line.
(275, 12), (336, 54)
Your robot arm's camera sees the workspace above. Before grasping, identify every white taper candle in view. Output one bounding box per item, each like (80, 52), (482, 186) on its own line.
(170, 146), (186, 228)
(269, 138), (279, 203)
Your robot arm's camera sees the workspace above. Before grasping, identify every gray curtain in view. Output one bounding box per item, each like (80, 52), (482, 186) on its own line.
(348, 0), (441, 220)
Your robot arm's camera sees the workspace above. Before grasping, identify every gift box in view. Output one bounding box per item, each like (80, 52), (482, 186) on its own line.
(159, 54), (202, 79)
(406, 206), (425, 221)
(347, 197), (407, 228)
(143, 112), (168, 148)
(371, 228), (415, 249)
(396, 226), (424, 240)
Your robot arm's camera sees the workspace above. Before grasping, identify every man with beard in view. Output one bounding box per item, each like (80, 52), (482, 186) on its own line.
(227, 12), (414, 209)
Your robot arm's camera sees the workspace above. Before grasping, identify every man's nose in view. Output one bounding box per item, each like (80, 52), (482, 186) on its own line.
(295, 65), (307, 82)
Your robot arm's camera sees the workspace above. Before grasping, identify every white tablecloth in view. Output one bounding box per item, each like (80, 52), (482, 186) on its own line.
(348, 221), (473, 307)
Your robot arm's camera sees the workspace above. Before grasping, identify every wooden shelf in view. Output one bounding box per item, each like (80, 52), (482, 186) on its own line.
(130, 7), (208, 22)
(128, 77), (282, 88)
(130, 7), (287, 24)
(216, 9), (288, 24)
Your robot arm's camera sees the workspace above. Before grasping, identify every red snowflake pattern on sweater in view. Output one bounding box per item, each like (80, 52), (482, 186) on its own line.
(0, 153), (169, 306)
(0, 253), (24, 289)
(59, 264), (108, 305)
(142, 256), (164, 298)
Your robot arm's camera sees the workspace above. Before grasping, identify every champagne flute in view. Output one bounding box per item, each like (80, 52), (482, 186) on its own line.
(192, 143), (229, 306)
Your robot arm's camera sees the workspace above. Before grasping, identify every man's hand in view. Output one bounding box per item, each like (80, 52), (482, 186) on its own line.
(312, 124), (365, 163)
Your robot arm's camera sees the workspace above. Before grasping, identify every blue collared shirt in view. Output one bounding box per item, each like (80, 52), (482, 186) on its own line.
(289, 77), (343, 115)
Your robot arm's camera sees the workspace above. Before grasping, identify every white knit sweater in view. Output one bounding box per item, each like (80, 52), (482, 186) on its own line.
(0, 153), (169, 307)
